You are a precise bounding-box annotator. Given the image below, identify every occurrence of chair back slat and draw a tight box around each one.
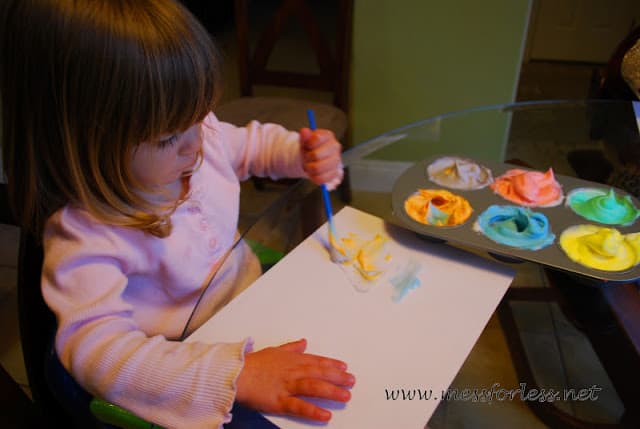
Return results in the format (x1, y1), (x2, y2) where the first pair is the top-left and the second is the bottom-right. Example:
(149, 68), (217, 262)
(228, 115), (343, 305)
(234, 0), (353, 111)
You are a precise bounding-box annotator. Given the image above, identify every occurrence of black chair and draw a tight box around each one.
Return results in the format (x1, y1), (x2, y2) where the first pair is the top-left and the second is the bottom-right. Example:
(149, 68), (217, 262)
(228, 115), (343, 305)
(0, 184), (42, 428)
(1, 183), (105, 428)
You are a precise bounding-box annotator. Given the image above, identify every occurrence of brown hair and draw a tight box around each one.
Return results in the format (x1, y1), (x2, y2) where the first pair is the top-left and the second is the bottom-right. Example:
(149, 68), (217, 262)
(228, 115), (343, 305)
(0, 0), (221, 238)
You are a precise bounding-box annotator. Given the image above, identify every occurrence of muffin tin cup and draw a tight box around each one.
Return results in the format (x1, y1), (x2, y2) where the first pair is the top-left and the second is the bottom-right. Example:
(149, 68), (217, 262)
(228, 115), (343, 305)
(391, 155), (640, 284)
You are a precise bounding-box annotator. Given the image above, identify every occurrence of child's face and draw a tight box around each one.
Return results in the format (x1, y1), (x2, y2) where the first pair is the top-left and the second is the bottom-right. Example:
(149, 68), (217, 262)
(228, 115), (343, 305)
(131, 122), (202, 189)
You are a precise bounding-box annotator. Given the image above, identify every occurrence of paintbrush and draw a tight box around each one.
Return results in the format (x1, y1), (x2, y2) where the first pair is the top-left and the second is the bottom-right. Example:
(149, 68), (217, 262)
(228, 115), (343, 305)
(307, 109), (347, 263)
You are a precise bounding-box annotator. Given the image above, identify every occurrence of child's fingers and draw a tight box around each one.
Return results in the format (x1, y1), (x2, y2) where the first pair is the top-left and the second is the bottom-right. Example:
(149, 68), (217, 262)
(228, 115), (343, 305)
(290, 365), (355, 388)
(293, 350), (349, 372)
(300, 129), (342, 162)
(291, 378), (352, 403)
(315, 354), (350, 371)
(300, 128), (335, 149)
(299, 127), (343, 187)
(308, 169), (343, 187)
(302, 141), (341, 169)
(283, 396), (332, 422)
(304, 156), (342, 176)
(276, 340), (349, 371)
(302, 141), (340, 163)
(323, 173), (343, 192)
(299, 127), (313, 142)
(304, 158), (343, 187)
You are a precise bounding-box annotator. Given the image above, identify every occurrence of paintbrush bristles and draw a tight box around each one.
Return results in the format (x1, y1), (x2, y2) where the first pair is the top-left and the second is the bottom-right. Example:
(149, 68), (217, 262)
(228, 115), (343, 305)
(328, 226), (347, 263)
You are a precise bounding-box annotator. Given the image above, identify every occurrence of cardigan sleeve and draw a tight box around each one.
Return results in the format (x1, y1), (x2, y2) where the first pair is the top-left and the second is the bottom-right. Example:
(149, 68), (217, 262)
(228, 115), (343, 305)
(42, 208), (251, 429)
(204, 113), (307, 181)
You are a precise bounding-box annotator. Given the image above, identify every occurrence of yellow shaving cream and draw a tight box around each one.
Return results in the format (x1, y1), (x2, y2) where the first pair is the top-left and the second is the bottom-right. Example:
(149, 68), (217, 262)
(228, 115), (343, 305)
(559, 225), (640, 271)
(328, 230), (346, 258)
(340, 233), (391, 281)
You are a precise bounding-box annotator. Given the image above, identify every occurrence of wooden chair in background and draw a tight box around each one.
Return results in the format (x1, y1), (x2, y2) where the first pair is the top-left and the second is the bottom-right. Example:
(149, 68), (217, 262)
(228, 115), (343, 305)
(216, 0), (353, 201)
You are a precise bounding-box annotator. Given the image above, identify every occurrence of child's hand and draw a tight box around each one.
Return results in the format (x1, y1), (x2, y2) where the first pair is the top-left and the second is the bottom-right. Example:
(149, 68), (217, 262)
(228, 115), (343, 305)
(235, 338), (355, 422)
(299, 128), (344, 191)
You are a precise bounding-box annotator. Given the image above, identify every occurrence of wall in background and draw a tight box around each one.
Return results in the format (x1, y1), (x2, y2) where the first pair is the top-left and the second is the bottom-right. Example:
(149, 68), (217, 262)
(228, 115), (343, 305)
(350, 0), (532, 160)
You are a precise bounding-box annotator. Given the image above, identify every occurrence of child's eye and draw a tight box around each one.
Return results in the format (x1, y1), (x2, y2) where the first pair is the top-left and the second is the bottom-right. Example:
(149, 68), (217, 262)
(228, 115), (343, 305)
(158, 134), (178, 148)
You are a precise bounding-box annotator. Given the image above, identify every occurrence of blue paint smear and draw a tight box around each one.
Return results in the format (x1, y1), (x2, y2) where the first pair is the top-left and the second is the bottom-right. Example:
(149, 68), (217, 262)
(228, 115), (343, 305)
(390, 259), (422, 303)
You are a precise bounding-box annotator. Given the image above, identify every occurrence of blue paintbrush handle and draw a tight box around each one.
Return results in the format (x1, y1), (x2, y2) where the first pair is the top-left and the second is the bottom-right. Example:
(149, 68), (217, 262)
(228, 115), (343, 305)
(306, 109), (317, 130)
(321, 184), (334, 227)
(307, 109), (335, 229)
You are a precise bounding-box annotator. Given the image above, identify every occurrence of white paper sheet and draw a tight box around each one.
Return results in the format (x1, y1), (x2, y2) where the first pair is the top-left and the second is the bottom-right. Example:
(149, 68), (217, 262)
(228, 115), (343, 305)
(187, 206), (514, 428)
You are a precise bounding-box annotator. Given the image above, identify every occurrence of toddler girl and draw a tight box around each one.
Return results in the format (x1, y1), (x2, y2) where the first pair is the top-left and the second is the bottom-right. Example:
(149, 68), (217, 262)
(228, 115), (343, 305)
(0, 0), (353, 428)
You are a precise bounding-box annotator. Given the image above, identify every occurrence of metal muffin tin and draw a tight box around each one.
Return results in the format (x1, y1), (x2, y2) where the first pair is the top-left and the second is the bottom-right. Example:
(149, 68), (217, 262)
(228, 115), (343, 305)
(391, 156), (640, 283)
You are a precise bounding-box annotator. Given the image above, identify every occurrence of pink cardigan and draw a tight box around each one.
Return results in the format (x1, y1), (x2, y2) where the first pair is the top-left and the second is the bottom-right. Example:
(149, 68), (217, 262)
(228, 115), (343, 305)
(42, 114), (306, 428)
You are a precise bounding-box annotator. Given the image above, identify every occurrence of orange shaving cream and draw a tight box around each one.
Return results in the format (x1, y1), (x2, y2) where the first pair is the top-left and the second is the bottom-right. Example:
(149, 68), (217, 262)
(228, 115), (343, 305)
(491, 168), (563, 207)
(404, 189), (473, 226)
